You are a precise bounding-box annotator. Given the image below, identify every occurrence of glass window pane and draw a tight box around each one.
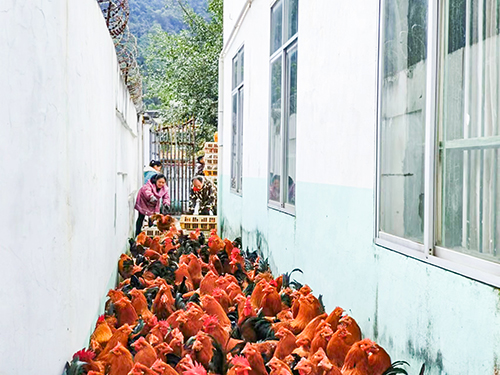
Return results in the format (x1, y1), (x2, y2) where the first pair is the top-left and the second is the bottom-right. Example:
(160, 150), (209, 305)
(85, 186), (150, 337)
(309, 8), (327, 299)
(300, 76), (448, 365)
(286, 47), (297, 205)
(231, 94), (238, 190)
(232, 56), (238, 89)
(379, 0), (428, 243)
(269, 58), (282, 202)
(438, 0), (500, 260)
(238, 89), (244, 192)
(271, 1), (283, 55)
(239, 49), (244, 85)
(287, 0), (298, 40)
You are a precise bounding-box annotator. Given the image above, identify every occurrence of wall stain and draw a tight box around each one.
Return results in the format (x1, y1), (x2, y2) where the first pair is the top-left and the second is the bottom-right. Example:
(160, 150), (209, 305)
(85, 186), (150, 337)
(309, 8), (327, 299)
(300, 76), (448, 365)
(406, 339), (445, 374)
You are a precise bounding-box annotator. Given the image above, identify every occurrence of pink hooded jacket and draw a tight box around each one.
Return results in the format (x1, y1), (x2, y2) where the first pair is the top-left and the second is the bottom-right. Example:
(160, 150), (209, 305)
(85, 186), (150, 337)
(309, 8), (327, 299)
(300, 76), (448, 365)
(135, 179), (171, 216)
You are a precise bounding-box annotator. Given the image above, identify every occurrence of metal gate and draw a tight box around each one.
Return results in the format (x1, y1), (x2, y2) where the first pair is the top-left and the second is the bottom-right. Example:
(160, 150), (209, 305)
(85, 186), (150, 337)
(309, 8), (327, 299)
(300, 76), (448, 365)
(150, 118), (196, 216)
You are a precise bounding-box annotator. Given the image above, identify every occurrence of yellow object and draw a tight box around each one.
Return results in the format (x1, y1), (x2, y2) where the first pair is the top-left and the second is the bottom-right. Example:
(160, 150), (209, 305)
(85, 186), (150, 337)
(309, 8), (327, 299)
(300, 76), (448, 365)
(214, 132), (218, 142)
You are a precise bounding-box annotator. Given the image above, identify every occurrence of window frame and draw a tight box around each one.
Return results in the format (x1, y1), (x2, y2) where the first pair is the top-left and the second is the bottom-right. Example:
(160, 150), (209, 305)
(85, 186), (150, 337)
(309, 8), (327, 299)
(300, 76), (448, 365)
(231, 46), (245, 195)
(375, 0), (500, 287)
(267, 0), (298, 215)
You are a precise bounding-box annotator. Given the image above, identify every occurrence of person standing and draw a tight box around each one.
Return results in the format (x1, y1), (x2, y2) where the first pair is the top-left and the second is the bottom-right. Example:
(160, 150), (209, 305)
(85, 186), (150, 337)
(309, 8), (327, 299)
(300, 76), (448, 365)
(188, 176), (217, 215)
(134, 174), (170, 236)
(143, 160), (162, 184)
(195, 155), (205, 176)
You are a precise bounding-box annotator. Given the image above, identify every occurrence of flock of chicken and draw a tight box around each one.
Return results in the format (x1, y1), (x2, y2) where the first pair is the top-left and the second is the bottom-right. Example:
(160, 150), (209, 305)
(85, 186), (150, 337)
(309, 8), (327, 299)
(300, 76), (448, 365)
(64, 215), (413, 375)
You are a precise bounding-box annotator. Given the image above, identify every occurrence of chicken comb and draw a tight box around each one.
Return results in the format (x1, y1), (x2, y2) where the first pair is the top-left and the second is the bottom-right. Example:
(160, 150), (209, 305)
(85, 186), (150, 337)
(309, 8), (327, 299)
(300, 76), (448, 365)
(203, 315), (219, 329)
(97, 315), (106, 323)
(232, 355), (251, 367)
(72, 348), (95, 362)
(184, 363), (208, 375)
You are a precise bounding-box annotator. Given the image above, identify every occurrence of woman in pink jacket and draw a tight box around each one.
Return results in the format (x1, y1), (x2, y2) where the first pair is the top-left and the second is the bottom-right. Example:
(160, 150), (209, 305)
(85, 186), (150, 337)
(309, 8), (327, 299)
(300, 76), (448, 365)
(135, 174), (170, 236)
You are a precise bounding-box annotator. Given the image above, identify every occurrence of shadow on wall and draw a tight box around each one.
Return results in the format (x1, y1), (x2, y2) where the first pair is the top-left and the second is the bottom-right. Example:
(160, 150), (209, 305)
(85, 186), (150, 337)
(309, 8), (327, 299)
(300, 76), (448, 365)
(220, 215), (275, 273)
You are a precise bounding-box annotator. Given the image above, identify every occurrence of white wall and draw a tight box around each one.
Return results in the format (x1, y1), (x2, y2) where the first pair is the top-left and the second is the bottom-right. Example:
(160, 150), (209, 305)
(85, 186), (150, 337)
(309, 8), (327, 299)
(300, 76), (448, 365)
(0, 0), (141, 373)
(219, 1), (500, 374)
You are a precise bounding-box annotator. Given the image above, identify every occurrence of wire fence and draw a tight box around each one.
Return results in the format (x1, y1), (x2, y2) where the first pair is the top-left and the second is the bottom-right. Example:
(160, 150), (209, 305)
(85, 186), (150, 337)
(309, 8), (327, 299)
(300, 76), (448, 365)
(97, 0), (143, 110)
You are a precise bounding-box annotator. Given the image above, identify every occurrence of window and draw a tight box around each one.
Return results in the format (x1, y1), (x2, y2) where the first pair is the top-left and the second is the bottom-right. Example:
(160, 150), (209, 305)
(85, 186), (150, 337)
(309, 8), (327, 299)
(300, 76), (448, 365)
(231, 47), (244, 193)
(269, 0), (298, 210)
(377, 0), (500, 284)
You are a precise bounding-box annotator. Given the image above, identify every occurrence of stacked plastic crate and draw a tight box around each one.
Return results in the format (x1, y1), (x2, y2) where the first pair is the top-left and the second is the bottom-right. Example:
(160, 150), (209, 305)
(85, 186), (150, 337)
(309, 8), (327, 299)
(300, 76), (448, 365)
(203, 141), (218, 178)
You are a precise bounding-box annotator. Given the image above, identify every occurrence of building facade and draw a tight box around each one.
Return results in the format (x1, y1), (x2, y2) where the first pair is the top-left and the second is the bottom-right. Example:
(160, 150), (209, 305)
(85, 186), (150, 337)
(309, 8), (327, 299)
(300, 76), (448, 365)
(218, 1), (500, 373)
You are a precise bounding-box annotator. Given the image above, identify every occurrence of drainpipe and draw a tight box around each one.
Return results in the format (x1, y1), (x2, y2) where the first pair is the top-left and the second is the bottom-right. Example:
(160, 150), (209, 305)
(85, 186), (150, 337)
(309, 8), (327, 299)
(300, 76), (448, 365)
(217, 0), (253, 235)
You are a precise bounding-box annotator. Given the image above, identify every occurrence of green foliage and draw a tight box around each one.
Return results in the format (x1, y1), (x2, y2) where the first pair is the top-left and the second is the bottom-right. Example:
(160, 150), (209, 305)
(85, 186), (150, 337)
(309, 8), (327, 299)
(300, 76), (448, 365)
(142, 0), (222, 142)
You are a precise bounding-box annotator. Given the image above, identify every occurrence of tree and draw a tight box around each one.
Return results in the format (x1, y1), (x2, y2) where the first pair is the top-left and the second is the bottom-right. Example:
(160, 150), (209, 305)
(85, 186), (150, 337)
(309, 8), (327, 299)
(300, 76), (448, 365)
(143, 0), (222, 142)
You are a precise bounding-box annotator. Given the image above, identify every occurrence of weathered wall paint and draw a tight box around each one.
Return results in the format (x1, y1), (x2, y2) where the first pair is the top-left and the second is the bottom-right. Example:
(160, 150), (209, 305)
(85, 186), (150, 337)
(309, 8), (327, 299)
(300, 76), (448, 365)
(0, 0), (141, 373)
(219, 1), (500, 373)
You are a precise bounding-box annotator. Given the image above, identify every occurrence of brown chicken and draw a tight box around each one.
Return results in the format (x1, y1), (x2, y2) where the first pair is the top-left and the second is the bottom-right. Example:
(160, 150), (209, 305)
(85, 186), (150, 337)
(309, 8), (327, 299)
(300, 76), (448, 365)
(212, 287), (232, 313)
(187, 253), (203, 289)
(365, 340), (391, 375)
(98, 324), (133, 360)
(151, 359), (180, 375)
(309, 347), (341, 375)
(132, 336), (157, 367)
(337, 316), (361, 344)
(261, 283), (282, 317)
(199, 270), (218, 295)
(118, 253), (142, 280)
(268, 357), (293, 375)
(241, 343), (268, 375)
(154, 342), (174, 362)
(129, 289), (154, 321)
(250, 280), (268, 310)
(165, 327), (185, 358)
(341, 339), (374, 375)
(290, 294), (323, 334)
(294, 357), (315, 375)
(201, 294), (231, 329)
(326, 326), (354, 368)
(325, 307), (343, 329)
(91, 315), (113, 352)
(151, 214), (176, 232)
(274, 327), (297, 360)
(208, 232), (226, 254)
(128, 362), (159, 375)
(228, 355), (252, 375)
(102, 342), (134, 375)
(310, 323), (334, 354)
(191, 331), (214, 368)
(179, 302), (206, 339)
(152, 284), (175, 320)
(114, 297), (139, 327)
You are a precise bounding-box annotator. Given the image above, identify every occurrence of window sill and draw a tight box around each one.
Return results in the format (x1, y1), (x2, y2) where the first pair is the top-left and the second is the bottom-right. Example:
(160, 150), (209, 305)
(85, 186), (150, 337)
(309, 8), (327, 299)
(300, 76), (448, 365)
(268, 202), (295, 216)
(230, 188), (242, 197)
(375, 236), (500, 289)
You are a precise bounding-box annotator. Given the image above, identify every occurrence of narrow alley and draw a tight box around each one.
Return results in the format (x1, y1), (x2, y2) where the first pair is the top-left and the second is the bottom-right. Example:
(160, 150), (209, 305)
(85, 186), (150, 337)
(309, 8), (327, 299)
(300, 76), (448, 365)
(1, 0), (500, 374)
